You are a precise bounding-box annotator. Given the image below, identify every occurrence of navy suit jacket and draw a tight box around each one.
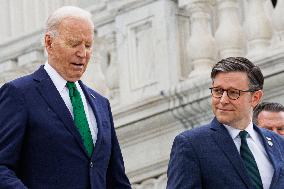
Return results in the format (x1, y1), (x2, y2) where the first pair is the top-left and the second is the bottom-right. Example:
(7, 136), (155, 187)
(0, 66), (131, 189)
(167, 118), (284, 189)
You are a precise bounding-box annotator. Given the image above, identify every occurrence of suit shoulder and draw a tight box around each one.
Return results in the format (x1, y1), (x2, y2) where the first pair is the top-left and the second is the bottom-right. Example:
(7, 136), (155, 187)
(6, 71), (36, 89)
(0, 76), (34, 96)
(177, 123), (212, 140)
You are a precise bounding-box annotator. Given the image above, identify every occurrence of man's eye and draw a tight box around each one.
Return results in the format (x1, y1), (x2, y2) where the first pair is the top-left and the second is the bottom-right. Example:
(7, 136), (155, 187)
(85, 44), (92, 49)
(214, 89), (223, 94)
(228, 90), (239, 95)
(67, 41), (80, 47)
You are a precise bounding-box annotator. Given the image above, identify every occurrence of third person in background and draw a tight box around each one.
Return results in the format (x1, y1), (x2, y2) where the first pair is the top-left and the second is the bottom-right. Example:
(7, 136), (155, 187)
(253, 102), (284, 137)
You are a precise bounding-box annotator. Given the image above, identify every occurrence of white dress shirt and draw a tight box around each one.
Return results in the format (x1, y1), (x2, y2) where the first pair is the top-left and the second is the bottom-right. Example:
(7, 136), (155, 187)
(44, 62), (98, 147)
(224, 122), (274, 189)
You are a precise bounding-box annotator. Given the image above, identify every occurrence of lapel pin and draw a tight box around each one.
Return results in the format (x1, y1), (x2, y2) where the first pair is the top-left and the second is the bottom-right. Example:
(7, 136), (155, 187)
(268, 141), (273, 146)
(266, 137), (272, 141)
(90, 94), (96, 99)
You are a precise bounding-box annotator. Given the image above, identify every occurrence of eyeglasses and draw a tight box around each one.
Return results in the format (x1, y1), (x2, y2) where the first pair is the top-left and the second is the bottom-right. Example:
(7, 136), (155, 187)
(209, 87), (256, 100)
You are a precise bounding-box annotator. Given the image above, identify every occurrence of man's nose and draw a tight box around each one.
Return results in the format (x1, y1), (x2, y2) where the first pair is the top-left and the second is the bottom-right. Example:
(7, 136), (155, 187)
(76, 44), (87, 57)
(220, 91), (230, 104)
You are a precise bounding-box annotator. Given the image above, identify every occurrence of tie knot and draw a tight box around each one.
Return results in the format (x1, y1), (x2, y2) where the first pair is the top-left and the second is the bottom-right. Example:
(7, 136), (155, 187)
(66, 81), (76, 89)
(239, 130), (248, 140)
(66, 82), (77, 97)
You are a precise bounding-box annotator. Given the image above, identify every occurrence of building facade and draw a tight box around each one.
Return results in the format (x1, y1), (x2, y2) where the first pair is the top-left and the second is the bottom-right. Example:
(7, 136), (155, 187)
(0, 0), (284, 188)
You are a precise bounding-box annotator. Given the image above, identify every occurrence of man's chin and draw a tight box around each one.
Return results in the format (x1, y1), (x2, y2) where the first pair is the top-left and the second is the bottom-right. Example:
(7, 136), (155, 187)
(216, 116), (232, 125)
(65, 76), (82, 82)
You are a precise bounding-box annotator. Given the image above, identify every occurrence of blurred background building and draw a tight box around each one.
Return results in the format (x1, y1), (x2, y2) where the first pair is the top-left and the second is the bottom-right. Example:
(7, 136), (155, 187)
(0, 0), (283, 188)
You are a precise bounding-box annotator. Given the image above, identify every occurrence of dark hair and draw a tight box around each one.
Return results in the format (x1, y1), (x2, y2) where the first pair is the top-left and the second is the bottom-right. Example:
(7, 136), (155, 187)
(211, 57), (264, 91)
(253, 102), (284, 124)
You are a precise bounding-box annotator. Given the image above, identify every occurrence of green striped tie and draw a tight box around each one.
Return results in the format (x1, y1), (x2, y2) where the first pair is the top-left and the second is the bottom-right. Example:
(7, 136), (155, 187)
(239, 130), (263, 189)
(66, 82), (93, 157)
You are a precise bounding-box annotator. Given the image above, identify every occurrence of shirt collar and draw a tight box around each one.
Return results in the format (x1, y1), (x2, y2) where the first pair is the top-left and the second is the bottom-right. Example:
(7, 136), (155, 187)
(44, 62), (79, 92)
(223, 122), (257, 141)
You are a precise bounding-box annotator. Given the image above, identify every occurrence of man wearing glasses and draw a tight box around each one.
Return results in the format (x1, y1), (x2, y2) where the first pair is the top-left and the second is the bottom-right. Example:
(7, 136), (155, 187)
(167, 57), (284, 189)
(253, 102), (284, 137)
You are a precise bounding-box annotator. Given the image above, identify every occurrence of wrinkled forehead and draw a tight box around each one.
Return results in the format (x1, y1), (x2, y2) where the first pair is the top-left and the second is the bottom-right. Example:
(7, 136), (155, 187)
(56, 18), (94, 40)
(58, 17), (94, 31)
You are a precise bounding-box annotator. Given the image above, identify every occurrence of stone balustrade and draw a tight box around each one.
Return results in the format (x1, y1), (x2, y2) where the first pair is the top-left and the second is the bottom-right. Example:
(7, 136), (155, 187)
(1, 0), (283, 98)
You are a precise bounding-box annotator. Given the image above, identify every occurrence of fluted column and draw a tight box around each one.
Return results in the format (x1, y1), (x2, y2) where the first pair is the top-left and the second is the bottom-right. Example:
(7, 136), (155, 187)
(0, 0), (11, 41)
(0, 0), (79, 42)
(271, 0), (284, 47)
(245, 0), (272, 55)
(185, 0), (217, 78)
(9, 0), (24, 37)
(215, 0), (245, 58)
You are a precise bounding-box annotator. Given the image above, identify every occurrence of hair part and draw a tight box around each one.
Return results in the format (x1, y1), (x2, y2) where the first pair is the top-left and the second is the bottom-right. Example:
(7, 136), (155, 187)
(45, 6), (94, 38)
(211, 57), (264, 91)
(253, 102), (284, 124)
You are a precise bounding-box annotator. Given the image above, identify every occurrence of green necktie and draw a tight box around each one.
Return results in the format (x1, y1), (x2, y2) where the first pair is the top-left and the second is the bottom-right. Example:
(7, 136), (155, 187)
(66, 82), (93, 157)
(239, 130), (263, 189)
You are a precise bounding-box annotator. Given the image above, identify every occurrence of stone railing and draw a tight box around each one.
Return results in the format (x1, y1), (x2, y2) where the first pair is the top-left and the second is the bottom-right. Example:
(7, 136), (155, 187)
(179, 0), (284, 77)
(89, 0), (284, 107)
(1, 0), (283, 100)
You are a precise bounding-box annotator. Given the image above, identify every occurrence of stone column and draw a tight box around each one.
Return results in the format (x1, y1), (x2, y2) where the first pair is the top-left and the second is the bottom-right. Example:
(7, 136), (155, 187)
(9, 0), (24, 37)
(215, 0), (245, 58)
(245, 0), (272, 55)
(271, 0), (284, 47)
(0, 0), (11, 41)
(180, 0), (217, 79)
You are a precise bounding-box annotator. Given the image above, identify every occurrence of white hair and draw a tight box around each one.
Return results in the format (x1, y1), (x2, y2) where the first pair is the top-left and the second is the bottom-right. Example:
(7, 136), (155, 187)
(45, 6), (94, 37)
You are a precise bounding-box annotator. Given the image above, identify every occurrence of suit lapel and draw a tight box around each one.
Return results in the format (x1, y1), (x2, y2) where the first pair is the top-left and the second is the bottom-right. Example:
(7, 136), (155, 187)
(79, 81), (105, 160)
(33, 66), (89, 157)
(210, 118), (253, 189)
(255, 126), (283, 189)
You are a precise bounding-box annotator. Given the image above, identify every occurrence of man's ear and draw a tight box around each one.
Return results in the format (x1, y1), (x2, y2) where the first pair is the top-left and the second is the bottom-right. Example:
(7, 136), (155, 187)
(252, 90), (263, 108)
(45, 34), (53, 54)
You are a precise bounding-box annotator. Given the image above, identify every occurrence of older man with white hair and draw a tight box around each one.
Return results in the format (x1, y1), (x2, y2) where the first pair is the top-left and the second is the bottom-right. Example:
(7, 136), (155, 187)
(0, 6), (131, 189)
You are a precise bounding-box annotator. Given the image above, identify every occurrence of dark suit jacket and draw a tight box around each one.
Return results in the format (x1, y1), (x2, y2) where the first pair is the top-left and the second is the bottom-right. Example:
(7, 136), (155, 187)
(0, 66), (131, 189)
(167, 118), (284, 189)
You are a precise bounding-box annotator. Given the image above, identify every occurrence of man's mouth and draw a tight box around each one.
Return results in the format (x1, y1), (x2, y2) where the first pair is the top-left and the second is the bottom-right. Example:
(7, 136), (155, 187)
(217, 108), (233, 112)
(71, 63), (84, 68)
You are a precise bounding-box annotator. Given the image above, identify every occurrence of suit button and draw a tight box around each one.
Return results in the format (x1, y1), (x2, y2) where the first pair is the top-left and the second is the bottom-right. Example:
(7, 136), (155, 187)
(90, 161), (93, 168)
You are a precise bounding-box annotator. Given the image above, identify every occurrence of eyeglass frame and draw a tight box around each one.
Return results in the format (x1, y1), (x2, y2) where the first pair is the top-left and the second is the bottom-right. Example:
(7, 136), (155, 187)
(209, 87), (257, 100)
